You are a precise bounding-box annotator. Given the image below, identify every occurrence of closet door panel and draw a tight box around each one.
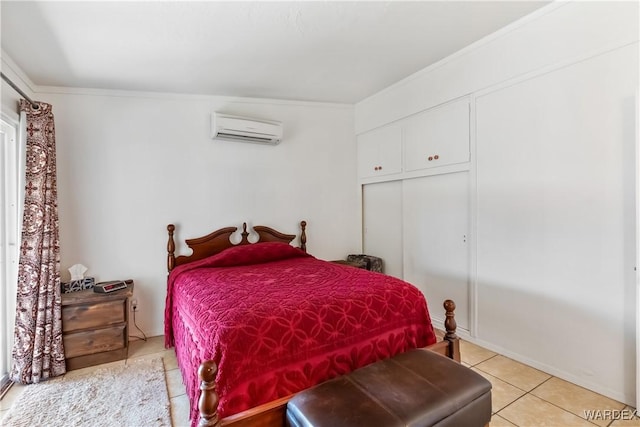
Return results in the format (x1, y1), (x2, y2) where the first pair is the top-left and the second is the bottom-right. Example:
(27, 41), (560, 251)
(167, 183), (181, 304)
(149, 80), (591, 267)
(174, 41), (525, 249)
(362, 181), (403, 279)
(402, 172), (469, 330)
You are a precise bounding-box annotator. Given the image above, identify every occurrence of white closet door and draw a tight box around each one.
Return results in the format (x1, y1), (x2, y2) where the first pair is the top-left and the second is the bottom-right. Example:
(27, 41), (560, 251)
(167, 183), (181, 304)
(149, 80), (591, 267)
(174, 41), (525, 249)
(402, 172), (470, 330)
(362, 181), (403, 279)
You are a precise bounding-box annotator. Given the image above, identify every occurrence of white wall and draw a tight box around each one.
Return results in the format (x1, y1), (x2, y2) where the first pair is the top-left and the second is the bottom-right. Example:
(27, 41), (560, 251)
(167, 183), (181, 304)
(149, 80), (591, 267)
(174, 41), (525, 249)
(476, 42), (637, 404)
(2, 78), (359, 338)
(355, 0), (639, 405)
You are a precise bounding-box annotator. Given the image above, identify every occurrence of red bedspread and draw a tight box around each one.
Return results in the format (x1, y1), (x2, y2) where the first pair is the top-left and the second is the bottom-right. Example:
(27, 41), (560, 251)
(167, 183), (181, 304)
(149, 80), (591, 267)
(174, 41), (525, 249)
(165, 242), (436, 425)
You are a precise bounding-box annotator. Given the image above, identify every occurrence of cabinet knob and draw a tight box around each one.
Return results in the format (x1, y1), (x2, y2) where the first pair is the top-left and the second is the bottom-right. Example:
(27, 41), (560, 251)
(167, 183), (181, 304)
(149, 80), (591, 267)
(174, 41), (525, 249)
(379, 166), (382, 170)
(428, 156), (433, 161)
(434, 155), (439, 160)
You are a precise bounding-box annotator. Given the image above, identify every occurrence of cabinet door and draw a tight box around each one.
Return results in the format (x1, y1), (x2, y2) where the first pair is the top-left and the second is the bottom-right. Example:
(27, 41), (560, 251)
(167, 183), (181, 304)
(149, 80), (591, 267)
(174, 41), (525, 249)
(402, 172), (469, 330)
(404, 99), (470, 172)
(357, 125), (402, 179)
(362, 181), (403, 279)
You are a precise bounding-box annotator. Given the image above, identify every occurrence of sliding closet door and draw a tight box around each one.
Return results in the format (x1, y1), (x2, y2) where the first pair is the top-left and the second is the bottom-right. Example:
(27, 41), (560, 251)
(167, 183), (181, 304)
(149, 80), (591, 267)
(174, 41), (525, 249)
(362, 181), (403, 279)
(403, 172), (470, 330)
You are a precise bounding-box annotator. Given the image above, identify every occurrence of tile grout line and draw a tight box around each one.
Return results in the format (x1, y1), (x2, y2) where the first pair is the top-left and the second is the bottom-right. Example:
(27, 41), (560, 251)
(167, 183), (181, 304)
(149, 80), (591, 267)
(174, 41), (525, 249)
(494, 394), (521, 427)
(468, 354), (614, 426)
(468, 353), (525, 426)
(522, 376), (626, 426)
(494, 379), (604, 427)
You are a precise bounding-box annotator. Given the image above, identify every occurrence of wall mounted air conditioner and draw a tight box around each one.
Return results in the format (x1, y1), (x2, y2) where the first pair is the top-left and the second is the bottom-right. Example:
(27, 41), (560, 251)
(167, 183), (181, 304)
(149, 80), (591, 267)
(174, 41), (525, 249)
(211, 113), (283, 145)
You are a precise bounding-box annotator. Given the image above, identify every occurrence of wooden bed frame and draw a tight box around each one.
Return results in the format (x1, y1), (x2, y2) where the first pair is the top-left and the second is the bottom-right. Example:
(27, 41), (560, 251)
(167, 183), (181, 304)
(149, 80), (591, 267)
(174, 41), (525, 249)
(166, 221), (460, 427)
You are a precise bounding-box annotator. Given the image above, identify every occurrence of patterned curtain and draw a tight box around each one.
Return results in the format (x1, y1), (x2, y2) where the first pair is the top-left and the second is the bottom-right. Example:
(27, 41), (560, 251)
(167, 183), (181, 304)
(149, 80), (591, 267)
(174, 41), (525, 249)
(10, 100), (65, 384)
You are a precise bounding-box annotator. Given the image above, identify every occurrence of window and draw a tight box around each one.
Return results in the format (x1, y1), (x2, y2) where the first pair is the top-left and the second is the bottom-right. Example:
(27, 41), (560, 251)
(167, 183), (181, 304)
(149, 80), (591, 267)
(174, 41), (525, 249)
(1, 115), (22, 393)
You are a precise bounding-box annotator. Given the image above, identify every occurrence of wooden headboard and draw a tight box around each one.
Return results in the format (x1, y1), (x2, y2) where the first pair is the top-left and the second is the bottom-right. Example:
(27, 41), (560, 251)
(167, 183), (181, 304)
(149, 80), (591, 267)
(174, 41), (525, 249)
(166, 221), (307, 272)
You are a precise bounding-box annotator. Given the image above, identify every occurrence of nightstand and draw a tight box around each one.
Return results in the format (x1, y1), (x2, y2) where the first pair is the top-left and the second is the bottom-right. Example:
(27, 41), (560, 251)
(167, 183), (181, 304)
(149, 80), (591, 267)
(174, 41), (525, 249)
(61, 281), (133, 370)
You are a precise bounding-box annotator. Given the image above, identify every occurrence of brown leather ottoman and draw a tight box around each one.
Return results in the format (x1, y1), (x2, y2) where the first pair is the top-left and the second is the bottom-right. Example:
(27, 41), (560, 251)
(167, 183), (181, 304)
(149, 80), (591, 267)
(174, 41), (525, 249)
(286, 348), (492, 427)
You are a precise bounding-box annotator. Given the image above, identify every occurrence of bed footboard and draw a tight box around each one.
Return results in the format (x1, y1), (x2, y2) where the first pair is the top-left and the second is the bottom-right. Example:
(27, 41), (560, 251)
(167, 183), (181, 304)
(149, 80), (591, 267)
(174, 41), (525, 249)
(197, 299), (460, 427)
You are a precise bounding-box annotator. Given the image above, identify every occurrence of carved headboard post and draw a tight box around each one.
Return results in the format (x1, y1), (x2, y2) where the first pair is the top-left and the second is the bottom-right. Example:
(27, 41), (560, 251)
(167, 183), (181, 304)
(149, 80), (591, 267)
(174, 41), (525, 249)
(167, 224), (176, 272)
(300, 221), (307, 252)
(240, 222), (250, 245)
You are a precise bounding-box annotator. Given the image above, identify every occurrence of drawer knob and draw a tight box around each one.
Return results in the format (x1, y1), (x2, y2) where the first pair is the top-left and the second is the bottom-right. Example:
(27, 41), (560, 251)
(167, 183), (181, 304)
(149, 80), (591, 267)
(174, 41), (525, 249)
(434, 155), (439, 160)
(428, 156), (433, 161)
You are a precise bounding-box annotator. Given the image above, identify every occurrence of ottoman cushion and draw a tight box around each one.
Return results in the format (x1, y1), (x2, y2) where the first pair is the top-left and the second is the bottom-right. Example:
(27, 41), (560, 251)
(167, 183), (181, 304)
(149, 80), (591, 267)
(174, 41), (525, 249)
(286, 348), (491, 427)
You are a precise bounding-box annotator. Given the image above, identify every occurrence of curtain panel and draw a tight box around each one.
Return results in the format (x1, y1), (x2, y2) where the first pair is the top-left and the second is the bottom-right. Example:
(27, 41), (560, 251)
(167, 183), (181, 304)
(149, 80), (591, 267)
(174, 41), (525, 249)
(10, 100), (65, 384)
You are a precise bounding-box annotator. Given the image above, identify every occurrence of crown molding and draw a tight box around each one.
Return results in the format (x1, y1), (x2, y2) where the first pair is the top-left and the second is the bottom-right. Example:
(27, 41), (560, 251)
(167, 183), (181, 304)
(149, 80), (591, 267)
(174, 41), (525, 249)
(35, 85), (354, 109)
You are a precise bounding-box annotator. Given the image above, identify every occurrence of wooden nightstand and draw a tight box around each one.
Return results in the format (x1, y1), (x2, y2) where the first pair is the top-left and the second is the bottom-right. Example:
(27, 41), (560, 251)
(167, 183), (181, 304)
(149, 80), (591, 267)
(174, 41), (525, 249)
(61, 281), (133, 370)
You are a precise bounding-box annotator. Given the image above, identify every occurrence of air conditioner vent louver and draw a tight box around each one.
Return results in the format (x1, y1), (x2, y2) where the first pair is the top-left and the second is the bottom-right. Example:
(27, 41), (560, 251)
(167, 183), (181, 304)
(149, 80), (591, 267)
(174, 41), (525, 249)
(211, 113), (283, 145)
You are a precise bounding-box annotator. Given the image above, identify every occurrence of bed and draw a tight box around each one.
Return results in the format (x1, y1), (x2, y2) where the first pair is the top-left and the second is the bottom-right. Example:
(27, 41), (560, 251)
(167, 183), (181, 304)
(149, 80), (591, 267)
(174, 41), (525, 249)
(165, 221), (460, 427)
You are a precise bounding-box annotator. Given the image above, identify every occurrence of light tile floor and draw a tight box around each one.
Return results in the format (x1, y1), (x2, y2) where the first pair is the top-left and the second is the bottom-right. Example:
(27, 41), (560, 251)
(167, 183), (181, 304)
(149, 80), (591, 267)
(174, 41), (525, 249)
(454, 335), (639, 427)
(1, 334), (639, 427)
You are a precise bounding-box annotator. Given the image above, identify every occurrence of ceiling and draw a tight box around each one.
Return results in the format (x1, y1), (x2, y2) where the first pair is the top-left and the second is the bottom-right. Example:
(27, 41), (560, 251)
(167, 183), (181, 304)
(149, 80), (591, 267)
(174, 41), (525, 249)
(1, 1), (549, 104)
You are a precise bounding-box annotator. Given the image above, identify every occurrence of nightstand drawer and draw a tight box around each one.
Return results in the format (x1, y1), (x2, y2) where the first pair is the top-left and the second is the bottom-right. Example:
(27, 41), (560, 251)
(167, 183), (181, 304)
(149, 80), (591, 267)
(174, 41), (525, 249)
(61, 282), (133, 370)
(63, 325), (126, 358)
(62, 300), (126, 332)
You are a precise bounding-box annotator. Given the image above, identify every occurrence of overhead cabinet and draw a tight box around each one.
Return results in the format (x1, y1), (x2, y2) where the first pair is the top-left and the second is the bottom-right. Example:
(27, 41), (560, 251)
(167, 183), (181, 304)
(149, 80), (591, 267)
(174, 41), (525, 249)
(357, 97), (470, 182)
(403, 99), (470, 172)
(357, 125), (402, 179)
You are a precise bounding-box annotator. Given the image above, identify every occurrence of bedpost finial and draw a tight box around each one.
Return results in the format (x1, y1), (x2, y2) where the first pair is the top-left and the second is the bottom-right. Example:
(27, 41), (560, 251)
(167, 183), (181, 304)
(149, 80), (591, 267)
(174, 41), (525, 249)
(167, 224), (176, 272)
(443, 299), (457, 340)
(199, 360), (218, 383)
(444, 299), (455, 313)
(300, 220), (307, 252)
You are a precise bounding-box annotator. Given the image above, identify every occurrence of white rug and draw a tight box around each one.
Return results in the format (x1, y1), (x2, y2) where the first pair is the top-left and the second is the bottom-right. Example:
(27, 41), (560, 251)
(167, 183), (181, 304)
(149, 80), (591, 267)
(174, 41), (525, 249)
(1, 357), (172, 427)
